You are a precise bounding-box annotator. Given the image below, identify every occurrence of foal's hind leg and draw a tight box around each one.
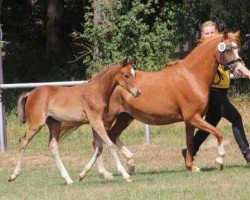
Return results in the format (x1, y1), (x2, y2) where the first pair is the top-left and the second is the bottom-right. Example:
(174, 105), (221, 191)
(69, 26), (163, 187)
(187, 114), (225, 171)
(47, 118), (73, 184)
(79, 131), (104, 181)
(8, 124), (43, 182)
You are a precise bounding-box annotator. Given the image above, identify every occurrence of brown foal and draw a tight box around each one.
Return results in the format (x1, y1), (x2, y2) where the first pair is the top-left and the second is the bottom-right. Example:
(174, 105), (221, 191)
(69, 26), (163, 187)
(8, 58), (140, 184)
(61, 31), (243, 178)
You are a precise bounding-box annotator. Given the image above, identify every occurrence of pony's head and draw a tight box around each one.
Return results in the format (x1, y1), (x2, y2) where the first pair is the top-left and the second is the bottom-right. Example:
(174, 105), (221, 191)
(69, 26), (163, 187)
(215, 30), (242, 74)
(115, 58), (141, 98)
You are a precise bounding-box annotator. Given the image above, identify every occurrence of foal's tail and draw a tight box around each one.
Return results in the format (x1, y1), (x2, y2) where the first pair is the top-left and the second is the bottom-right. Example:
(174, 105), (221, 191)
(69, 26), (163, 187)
(17, 92), (29, 124)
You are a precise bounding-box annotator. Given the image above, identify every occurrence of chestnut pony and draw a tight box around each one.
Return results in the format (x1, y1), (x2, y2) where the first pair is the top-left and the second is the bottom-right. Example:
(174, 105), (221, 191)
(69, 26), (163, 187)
(61, 31), (243, 179)
(8, 58), (140, 184)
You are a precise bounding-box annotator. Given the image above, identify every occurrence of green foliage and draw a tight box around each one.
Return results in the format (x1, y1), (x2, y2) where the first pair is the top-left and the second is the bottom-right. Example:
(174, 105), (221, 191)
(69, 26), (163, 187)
(73, 1), (198, 75)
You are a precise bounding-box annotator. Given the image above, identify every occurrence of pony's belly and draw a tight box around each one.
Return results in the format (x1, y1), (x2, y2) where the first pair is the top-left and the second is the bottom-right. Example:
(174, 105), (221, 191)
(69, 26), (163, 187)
(128, 110), (183, 125)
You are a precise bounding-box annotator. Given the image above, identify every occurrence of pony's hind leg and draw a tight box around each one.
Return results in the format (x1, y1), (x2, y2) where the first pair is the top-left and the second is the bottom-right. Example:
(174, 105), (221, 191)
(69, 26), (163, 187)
(79, 132), (104, 181)
(116, 138), (135, 174)
(187, 114), (225, 171)
(47, 118), (73, 184)
(8, 125), (43, 182)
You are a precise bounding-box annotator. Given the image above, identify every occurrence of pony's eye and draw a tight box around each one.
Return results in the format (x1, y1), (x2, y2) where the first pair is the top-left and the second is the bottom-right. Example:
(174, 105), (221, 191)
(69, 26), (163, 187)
(225, 49), (231, 54)
(125, 74), (130, 78)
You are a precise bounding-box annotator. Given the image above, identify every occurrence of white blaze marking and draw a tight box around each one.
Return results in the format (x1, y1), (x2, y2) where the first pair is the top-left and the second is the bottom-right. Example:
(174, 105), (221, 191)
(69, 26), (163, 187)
(231, 42), (240, 59)
(131, 68), (135, 77)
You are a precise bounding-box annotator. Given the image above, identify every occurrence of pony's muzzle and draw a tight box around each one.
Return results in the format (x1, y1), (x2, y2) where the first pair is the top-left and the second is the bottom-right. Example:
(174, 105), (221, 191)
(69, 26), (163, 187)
(130, 88), (141, 98)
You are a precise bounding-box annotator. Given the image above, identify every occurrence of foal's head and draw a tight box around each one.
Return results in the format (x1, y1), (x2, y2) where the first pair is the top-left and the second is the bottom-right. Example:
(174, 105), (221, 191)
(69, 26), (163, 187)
(214, 30), (241, 73)
(115, 58), (141, 98)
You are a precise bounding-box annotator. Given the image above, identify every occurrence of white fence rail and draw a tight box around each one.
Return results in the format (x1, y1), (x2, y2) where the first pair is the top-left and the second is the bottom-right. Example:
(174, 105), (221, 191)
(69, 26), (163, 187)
(0, 81), (151, 152)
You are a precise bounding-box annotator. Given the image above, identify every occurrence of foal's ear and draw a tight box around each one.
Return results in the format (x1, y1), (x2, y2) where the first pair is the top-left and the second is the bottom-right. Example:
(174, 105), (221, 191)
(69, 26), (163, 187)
(121, 57), (135, 67)
(223, 29), (229, 40)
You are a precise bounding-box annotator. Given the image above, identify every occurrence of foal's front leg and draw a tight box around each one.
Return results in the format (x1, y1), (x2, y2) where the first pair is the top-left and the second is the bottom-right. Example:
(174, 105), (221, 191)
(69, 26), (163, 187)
(85, 115), (131, 182)
(96, 112), (135, 177)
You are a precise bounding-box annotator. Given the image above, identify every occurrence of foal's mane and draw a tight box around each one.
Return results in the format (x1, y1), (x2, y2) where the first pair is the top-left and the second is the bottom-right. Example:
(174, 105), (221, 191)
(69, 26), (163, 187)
(88, 64), (121, 83)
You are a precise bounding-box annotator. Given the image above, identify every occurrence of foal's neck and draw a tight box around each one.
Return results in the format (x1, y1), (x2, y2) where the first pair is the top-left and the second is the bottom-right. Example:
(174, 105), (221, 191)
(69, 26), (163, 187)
(95, 65), (121, 104)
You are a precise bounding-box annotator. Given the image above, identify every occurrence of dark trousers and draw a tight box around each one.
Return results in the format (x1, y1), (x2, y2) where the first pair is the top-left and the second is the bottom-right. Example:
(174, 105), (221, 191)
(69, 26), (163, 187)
(193, 88), (250, 157)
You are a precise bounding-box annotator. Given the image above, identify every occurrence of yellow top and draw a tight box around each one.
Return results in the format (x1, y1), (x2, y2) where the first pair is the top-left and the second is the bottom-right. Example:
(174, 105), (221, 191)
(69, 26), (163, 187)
(211, 65), (230, 89)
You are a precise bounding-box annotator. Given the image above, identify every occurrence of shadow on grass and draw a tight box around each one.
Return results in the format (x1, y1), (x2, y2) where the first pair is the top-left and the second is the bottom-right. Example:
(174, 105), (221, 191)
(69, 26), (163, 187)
(110, 163), (249, 178)
(201, 163), (249, 172)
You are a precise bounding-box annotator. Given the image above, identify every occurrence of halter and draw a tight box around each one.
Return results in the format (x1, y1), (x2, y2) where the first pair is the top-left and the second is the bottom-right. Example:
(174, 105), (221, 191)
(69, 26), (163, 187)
(219, 38), (242, 72)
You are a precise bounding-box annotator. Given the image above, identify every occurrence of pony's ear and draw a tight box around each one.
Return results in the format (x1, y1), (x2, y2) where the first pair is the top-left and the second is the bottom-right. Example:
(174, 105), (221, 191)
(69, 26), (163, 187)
(223, 29), (229, 40)
(234, 30), (240, 38)
(121, 57), (135, 67)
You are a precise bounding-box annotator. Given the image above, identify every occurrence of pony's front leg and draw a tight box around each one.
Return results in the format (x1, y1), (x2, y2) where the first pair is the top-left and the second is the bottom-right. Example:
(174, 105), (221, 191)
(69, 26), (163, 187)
(188, 114), (225, 170)
(185, 124), (200, 172)
(90, 118), (131, 182)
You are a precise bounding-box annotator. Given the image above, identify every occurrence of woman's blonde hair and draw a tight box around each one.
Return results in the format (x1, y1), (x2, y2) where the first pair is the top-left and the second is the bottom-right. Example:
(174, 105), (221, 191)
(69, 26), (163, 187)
(201, 20), (217, 33)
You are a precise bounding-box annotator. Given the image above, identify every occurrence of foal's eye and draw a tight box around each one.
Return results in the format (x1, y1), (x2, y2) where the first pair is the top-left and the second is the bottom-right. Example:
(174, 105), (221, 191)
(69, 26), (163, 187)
(125, 74), (130, 78)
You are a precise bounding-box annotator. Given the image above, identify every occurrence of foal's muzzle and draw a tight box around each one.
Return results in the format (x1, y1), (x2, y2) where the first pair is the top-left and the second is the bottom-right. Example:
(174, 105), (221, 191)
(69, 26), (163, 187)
(130, 88), (141, 98)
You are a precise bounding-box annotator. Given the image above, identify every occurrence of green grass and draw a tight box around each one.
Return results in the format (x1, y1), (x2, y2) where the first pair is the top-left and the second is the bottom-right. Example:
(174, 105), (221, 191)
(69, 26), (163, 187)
(0, 99), (250, 200)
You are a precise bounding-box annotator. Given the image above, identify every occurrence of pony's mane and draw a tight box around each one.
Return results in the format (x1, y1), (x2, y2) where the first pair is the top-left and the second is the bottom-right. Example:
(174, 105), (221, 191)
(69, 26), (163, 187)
(164, 60), (181, 68)
(198, 32), (238, 46)
(88, 64), (121, 83)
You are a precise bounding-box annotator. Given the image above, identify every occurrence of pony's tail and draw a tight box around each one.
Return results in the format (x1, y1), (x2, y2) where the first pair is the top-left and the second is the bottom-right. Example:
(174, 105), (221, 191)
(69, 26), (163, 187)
(17, 92), (29, 124)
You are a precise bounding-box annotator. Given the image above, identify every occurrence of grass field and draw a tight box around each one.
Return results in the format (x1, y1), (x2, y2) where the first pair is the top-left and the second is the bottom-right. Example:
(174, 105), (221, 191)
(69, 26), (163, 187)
(0, 96), (250, 200)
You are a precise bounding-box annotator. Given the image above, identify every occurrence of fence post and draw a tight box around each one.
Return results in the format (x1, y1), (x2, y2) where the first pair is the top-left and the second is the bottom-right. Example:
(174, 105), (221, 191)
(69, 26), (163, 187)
(0, 24), (7, 152)
(144, 124), (151, 144)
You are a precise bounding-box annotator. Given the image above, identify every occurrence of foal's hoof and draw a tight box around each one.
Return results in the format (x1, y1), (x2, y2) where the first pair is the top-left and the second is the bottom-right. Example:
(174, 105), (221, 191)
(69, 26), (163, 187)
(78, 174), (86, 182)
(67, 180), (74, 185)
(100, 171), (114, 179)
(8, 175), (16, 182)
(191, 166), (201, 173)
(8, 176), (14, 182)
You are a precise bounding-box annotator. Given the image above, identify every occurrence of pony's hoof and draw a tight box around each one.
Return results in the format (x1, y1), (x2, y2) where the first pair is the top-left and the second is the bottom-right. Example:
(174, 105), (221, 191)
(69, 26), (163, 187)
(125, 177), (132, 182)
(215, 161), (224, 171)
(127, 165), (135, 175)
(215, 157), (224, 170)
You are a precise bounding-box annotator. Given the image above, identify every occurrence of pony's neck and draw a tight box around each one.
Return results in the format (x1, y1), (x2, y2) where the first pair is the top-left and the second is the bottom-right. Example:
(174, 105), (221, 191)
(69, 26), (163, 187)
(183, 37), (220, 87)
